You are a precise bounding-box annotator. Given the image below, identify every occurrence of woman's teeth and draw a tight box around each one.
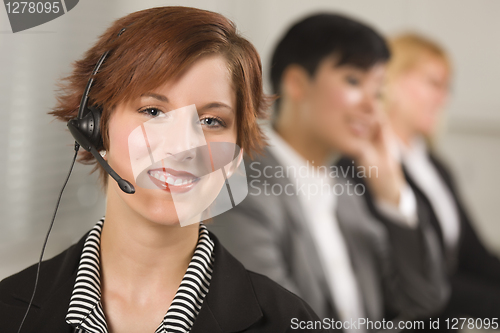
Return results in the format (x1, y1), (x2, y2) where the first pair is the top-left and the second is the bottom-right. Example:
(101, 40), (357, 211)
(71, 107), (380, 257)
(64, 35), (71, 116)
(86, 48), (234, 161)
(149, 171), (196, 185)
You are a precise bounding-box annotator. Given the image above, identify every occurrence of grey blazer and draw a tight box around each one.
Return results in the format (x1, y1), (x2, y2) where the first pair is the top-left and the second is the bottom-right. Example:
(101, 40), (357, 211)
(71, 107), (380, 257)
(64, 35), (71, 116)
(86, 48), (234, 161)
(209, 148), (448, 328)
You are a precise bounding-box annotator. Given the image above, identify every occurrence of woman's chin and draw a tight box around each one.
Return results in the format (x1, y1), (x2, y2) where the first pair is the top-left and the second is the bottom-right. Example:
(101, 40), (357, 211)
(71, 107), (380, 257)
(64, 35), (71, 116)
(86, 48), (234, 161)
(334, 136), (368, 158)
(416, 123), (437, 138)
(141, 206), (203, 228)
(144, 214), (183, 227)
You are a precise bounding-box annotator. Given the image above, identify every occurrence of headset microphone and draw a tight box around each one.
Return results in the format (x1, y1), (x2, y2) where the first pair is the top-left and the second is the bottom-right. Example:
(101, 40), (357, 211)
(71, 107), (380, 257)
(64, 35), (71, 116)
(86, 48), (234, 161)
(67, 117), (135, 194)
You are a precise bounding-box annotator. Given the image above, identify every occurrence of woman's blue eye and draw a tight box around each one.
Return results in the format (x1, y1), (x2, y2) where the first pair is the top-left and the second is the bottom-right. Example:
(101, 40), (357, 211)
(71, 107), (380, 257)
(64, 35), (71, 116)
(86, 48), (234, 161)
(200, 117), (223, 128)
(145, 108), (160, 116)
(139, 107), (164, 117)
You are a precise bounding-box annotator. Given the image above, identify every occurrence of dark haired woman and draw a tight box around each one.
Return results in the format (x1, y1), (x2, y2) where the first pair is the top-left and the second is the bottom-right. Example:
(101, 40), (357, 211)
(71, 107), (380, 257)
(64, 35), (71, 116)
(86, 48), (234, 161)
(212, 12), (448, 329)
(0, 7), (327, 333)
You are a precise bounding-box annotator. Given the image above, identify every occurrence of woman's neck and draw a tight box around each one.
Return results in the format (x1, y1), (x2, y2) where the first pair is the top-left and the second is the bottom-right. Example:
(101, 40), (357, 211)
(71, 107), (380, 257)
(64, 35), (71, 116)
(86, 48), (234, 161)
(100, 186), (199, 304)
(274, 108), (335, 166)
(387, 113), (417, 147)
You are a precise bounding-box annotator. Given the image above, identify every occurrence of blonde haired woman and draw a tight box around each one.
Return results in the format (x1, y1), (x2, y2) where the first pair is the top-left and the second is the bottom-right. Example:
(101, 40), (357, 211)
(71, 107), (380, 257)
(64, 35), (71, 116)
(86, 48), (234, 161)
(385, 33), (500, 324)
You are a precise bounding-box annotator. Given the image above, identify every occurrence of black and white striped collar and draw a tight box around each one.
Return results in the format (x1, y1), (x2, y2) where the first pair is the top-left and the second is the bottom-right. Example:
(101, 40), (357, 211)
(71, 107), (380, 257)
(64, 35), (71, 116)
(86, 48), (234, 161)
(66, 218), (215, 333)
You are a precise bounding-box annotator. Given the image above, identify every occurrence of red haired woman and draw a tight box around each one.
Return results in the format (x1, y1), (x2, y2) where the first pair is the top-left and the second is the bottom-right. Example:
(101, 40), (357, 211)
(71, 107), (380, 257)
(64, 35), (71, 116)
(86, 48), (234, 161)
(0, 7), (325, 333)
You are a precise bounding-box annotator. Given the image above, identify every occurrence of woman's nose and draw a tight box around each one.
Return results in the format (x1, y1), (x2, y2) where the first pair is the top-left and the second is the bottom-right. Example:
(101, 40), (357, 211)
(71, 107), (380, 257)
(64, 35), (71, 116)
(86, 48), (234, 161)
(166, 145), (197, 162)
(360, 91), (378, 114)
(162, 108), (206, 160)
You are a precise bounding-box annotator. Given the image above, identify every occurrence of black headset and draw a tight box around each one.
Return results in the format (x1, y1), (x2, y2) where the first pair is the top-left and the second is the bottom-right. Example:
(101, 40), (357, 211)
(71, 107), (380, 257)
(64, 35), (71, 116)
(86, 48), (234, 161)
(67, 27), (135, 194)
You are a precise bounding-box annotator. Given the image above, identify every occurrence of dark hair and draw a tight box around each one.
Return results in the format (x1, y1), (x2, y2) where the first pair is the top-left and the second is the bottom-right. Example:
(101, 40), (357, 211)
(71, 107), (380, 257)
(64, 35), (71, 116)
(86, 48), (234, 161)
(270, 13), (390, 108)
(51, 6), (268, 184)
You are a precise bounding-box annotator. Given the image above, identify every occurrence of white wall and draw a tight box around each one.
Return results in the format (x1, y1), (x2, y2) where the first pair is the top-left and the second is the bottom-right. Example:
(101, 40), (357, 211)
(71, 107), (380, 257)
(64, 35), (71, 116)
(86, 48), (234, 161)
(1, 0), (499, 284)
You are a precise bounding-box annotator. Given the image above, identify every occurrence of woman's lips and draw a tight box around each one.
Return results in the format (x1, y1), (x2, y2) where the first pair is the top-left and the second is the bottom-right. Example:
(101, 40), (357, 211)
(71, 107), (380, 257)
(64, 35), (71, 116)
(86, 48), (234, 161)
(349, 120), (370, 137)
(147, 167), (200, 193)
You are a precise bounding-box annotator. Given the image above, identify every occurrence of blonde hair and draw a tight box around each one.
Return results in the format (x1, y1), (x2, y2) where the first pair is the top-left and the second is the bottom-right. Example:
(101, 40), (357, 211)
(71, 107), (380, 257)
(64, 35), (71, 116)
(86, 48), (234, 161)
(386, 32), (451, 82)
(385, 33), (451, 145)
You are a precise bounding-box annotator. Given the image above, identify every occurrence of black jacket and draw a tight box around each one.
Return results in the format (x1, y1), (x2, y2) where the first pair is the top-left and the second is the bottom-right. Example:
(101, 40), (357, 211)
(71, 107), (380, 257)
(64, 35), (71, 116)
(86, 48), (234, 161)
(0, 231), (330, 333)
(338, 154), (500, 321)
(408, 153), (500, 319)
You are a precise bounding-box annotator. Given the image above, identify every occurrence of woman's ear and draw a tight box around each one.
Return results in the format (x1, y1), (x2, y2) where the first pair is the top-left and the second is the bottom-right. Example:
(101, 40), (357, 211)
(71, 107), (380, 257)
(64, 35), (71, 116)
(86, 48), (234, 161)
(281, 65), (310, 102)
(236, 147), (244, 168)
(99, 150), (107, 161)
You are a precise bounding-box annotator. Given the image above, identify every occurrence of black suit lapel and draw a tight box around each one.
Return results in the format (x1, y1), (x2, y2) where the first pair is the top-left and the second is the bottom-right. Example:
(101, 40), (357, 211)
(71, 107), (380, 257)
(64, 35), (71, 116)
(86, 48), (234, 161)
(403, 163), (445, 247)
(1, 235), (85, 333)
(192, 233), (263, 333)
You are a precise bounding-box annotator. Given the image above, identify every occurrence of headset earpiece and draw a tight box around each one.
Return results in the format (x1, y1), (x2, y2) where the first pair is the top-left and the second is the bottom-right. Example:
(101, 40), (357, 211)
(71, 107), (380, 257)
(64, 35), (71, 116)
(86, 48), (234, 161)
(67, 105), (103, 152)
(73, 105), (103, 150)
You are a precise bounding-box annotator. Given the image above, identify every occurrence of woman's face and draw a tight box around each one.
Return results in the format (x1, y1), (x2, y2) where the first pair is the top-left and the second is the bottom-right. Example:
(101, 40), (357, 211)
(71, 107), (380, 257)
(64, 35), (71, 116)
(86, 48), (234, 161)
(106, 54), (237, 226)
(387, 56), (450, 137)
(300, 58), (386, 157)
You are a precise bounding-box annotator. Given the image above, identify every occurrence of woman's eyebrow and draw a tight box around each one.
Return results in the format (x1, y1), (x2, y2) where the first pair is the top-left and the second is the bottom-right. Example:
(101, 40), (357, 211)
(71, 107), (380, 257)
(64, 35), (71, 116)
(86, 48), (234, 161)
(141, 92), (169, 102)
(198, 102), (233, 112)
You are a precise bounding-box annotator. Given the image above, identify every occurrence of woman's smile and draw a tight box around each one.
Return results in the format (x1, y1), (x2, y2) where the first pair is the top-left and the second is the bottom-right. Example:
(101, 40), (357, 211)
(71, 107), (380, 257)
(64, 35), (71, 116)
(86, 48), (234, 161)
(147, 167), (201, 193)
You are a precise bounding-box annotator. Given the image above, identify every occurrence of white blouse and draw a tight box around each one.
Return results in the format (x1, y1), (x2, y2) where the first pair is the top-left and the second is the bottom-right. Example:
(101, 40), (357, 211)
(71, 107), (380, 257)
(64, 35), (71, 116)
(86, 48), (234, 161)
(400, 137), (461, 250)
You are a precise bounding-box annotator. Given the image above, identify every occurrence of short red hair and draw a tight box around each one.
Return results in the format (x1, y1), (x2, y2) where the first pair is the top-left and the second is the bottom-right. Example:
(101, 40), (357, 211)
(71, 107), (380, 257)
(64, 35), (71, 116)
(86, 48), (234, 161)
(51, 6), (268, 184)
